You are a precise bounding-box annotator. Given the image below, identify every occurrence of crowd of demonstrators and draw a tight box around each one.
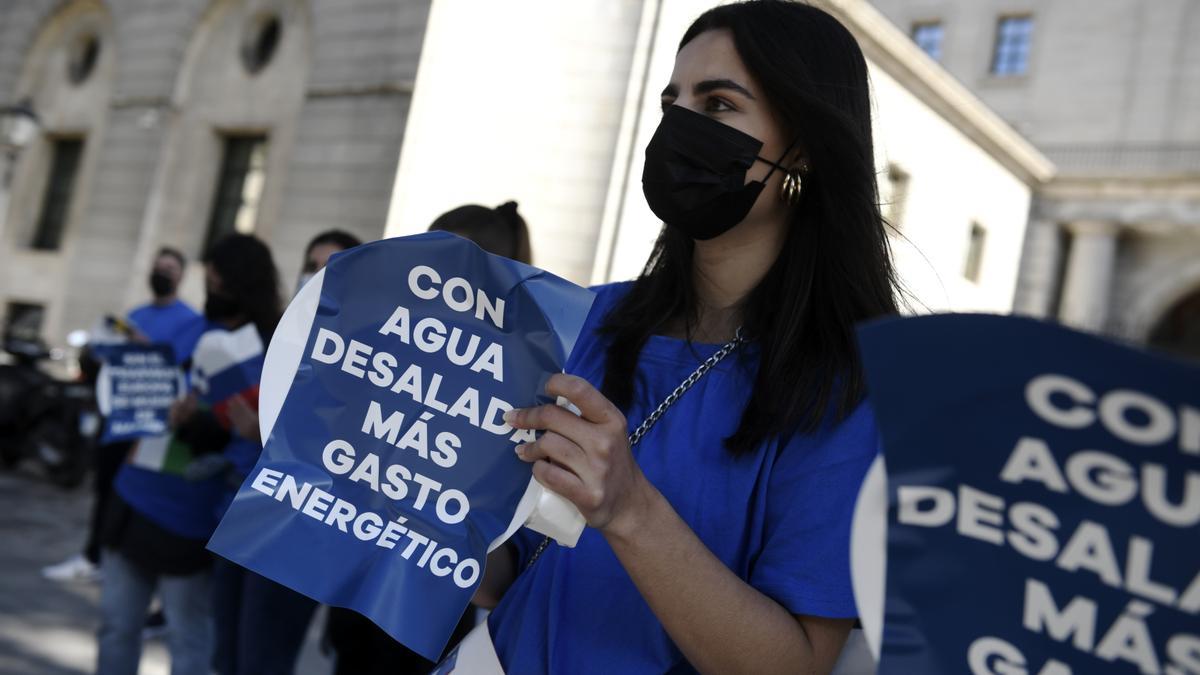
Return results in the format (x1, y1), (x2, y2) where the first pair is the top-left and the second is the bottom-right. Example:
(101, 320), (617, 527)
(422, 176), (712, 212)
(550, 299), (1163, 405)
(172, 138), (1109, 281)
(57, 5), (894, 673)
(61, 204), (532, 674)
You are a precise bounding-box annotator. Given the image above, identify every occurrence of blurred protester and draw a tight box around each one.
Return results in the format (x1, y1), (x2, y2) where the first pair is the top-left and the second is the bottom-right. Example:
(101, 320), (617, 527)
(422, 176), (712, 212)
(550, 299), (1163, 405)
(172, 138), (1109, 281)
(324, 203), (530, 674)
(202, 229), (363, 675)
(95, 241), (250, 674)
(44, 247), (205, 584)
(173, 234), (317, 675)
(428, 200), (532, 264)
(295, 229), (362, 297)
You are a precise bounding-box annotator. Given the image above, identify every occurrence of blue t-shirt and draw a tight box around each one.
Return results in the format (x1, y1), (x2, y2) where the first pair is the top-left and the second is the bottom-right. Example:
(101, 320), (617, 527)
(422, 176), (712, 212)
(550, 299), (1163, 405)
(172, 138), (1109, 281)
(114, 468), (224, 540)
(487, 282), (879, 674)
(127, 299), (206, 365)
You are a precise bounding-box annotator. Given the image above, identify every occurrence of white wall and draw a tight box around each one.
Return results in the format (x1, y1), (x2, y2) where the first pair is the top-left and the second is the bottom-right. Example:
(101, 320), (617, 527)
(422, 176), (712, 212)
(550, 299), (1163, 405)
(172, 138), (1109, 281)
(384, 0), (645, 285)
(869, 63), (1032, 313)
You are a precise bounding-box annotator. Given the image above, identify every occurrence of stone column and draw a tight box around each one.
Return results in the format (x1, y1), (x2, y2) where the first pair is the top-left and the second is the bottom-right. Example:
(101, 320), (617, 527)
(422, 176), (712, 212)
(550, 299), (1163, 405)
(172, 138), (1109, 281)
(1012, 218), (1064, 318)
(1058, 220), (1120, 331)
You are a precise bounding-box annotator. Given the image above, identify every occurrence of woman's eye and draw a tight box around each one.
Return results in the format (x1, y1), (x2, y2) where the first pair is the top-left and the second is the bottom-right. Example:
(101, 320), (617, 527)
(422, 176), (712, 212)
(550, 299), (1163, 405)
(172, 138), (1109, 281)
(704, 97), (734, 113)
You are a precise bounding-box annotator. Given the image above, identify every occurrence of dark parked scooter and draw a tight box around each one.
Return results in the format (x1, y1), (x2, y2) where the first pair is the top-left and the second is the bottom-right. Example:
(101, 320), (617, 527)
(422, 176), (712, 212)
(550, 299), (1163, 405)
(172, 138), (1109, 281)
(0, 329), (98, 488)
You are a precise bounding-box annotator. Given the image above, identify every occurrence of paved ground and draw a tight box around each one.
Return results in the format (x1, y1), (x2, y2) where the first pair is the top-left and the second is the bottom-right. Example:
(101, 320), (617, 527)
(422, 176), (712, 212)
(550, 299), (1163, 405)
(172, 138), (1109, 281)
(0, 463), (332, 675)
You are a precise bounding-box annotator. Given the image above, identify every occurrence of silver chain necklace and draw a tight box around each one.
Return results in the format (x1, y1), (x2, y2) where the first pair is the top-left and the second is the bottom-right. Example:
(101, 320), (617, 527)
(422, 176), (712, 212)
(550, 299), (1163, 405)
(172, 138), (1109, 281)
(523, 327), (746, 570)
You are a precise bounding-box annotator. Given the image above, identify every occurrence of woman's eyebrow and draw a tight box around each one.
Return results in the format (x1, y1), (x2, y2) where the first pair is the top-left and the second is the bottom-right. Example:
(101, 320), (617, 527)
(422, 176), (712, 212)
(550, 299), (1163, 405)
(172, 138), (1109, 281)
(660, 79), (756, 100)
(694, 78), (755, 99)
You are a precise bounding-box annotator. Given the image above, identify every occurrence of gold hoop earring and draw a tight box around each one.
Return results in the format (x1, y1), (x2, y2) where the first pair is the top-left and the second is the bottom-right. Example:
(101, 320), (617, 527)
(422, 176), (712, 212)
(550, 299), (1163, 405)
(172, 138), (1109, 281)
(781, 168), (804, 206)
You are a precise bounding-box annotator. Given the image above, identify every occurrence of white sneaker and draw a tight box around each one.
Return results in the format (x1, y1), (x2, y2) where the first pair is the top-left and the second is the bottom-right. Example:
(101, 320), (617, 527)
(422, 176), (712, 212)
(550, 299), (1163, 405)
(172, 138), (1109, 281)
(41, 554), (101, 583)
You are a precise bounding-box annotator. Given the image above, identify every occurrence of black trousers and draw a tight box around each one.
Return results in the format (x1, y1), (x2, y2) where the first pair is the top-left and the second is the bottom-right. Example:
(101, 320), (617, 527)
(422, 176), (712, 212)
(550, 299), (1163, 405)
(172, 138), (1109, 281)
(84, 441), (134, 563)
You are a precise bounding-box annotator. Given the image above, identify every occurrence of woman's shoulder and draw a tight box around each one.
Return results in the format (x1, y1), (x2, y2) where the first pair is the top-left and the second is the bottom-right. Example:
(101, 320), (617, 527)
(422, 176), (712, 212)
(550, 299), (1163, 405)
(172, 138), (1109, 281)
(587, 280), (635, 313)
(563, 282), (634, 375)
(778, 397), (879, 470)
(576, 281), (635, 335)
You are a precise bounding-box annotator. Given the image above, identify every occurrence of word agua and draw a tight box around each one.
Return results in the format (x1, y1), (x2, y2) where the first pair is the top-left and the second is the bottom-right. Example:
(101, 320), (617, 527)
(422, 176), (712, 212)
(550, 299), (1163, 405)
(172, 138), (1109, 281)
(331, 264), (507, 382)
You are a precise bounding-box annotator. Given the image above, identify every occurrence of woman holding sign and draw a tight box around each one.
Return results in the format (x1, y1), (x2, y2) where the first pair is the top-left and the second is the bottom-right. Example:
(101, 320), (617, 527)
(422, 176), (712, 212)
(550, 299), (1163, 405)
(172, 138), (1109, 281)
(476, 2), (897, 673)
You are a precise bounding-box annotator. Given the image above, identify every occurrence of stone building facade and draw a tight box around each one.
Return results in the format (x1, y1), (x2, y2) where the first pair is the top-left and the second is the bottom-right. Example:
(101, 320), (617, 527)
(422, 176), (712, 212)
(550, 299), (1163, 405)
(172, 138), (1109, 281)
(2, 0), (1076, 352)
(0, 0), (431, 344)
(869, 0), (1200, 358)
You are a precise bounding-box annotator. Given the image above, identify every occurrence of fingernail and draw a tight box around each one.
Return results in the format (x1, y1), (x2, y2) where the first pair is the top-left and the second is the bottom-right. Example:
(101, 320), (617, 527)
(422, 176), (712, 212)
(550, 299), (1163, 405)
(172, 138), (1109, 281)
(514, 443), (526, 456)
(503, 410), (517, 424)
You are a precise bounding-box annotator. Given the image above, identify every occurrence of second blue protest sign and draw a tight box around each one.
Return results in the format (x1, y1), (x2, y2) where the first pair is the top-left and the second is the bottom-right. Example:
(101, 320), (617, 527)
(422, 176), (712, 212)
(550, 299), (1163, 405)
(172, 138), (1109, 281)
(207, 232), (594, 660)
(855, 314), (1199, 675)
(94, 343), (183, 443)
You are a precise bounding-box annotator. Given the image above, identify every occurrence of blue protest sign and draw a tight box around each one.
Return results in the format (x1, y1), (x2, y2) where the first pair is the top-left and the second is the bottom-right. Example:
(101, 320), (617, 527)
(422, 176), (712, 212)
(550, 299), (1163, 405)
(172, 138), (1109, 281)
(854, 315), (1199, 675)
(207, 232), (595, 660)
(94, 343), (183, 443)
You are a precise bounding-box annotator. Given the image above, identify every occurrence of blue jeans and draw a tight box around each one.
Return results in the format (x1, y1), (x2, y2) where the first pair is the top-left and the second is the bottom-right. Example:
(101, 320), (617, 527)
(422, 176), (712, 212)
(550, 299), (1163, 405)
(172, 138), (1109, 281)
(96, 549), (213, 675)
(212, 558), (318, 675)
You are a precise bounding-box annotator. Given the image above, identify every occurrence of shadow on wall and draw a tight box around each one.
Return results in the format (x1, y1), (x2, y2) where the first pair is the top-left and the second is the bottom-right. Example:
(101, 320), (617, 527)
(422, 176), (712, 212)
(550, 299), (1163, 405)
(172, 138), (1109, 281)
(1148, 288), (1200, 362)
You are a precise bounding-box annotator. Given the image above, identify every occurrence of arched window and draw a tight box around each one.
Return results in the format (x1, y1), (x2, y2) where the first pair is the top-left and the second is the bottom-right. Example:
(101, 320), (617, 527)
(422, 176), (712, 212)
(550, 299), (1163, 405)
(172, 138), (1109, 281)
(241, 13), (282, 74)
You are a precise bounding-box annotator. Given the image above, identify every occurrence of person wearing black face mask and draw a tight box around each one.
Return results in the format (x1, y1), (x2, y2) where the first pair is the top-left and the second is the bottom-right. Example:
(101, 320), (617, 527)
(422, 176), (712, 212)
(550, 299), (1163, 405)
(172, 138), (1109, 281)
(133, 247), (207, 362)
(642, 105), (802, 241)
(203, 290), (242, 324)
(44, 247), (207, 587)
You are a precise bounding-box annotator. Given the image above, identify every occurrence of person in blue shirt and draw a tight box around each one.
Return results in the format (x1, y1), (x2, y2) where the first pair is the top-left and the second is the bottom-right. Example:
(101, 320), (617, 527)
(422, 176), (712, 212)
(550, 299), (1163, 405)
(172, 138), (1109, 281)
(472, 3), (899, 674)
(44, 246), (206, 585)
(94, 245), (230, 675)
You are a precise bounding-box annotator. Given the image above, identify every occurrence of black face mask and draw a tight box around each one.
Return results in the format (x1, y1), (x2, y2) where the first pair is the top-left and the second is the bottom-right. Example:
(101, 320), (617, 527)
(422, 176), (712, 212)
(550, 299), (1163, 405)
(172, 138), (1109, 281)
(642, 106), (792, 241)
(204, 292), (241, 322)
(149, 272), (175, 299)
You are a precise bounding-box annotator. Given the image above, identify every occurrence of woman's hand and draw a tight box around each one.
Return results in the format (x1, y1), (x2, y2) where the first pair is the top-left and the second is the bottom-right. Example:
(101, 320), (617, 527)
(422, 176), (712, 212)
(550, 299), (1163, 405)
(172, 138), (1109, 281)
(504, 374), (655, 537)
(506, 376), (849, 675)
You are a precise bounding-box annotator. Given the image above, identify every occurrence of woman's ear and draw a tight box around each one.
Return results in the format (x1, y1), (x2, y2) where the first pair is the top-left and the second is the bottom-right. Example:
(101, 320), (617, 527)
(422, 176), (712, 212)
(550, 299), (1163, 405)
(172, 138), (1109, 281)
(787, 145), (809, 172)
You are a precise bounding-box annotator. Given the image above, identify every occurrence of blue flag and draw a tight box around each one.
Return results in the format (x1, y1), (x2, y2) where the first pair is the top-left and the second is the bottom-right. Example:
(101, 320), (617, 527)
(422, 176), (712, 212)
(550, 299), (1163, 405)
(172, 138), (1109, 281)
(856, 315), (1200, 675)
(207, 232), (595, 660)
(94, 343), (183, 443)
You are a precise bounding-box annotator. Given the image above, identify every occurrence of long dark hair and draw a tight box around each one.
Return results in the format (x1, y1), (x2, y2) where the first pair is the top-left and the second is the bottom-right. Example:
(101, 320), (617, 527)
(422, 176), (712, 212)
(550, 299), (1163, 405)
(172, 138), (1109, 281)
(204, 233), (283, 343)
(429, 201), (533, 264)
(601, 0), (900, 454)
